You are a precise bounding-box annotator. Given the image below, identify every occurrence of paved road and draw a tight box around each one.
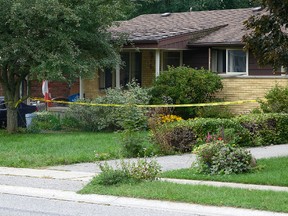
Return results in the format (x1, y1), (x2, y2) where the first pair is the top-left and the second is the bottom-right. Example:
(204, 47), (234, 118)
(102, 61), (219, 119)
(0, 193), (198, 216)
(0, 144), (288, 216)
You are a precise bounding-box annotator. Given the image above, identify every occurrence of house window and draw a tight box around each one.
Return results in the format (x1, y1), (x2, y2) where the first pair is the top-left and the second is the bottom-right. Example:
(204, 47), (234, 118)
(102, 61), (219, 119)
(99, 69), (114, 89)
(212, 48), (248, 74)
(227, 50), (247, 73)
(120, 52), (142, 86)
(99, 52), (142, 89)
(162, 51), (182, 71)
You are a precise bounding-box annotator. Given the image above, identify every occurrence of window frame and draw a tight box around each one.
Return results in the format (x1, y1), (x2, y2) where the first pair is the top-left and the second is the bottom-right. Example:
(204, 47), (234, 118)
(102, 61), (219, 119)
(225, 48), (248, 75)
(211, 48), (248, 75)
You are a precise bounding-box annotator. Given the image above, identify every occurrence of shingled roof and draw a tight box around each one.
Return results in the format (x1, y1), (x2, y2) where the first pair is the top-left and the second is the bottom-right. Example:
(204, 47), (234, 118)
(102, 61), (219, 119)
(111, 8), (257, 47)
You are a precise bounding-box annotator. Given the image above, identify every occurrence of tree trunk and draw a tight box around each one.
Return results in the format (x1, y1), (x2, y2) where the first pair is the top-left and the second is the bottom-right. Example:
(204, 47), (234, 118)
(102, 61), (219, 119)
(6, 106), (18, 133)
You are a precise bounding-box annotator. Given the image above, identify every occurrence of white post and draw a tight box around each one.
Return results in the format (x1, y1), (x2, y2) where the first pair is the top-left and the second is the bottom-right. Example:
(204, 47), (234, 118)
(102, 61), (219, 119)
(155, 50), (160, 77)
(79, 77), (84, 99)
(116, 64), (121, 88)
(208, 48), (211, 71)
(180, 50), (183, 67)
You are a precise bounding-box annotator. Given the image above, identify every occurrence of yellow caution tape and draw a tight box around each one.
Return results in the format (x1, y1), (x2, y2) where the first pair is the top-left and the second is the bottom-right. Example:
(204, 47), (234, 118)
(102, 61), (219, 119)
(30, 97), (258, 108)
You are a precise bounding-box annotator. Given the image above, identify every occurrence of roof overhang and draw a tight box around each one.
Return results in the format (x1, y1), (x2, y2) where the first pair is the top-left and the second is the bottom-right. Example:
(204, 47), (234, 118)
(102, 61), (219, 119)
(188, 41), (244, 47)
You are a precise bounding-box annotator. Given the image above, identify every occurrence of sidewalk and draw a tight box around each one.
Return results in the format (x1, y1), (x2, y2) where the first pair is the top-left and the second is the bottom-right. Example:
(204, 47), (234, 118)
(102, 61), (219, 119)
(46, 143), (288, 173)
(0, 144), (288, 216)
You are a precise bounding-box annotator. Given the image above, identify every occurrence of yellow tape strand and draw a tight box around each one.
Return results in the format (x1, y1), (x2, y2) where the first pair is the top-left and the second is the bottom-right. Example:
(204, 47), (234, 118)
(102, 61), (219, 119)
(30, 97), (257, 108)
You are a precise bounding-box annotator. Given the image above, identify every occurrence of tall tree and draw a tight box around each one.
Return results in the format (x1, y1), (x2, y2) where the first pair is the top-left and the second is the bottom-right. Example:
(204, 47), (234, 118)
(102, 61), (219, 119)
(243, 0), (288, 71)
(0, 0), (133, 133)
(131, 0), (259, 17)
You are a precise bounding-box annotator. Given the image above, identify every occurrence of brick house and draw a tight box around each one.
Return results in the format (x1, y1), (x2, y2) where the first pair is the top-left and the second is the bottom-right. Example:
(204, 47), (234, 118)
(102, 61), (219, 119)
(92, 7), (286, 113)
(1, 8), (287, 113)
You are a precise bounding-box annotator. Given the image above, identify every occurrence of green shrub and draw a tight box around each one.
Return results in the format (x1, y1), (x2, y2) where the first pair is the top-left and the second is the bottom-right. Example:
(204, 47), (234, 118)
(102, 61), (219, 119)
(236, 113), (288, 146)
(258, 84), (288, 113)
(95, 157), (161, 186)
(95, 162), (135, 186)
(119, 130), (160, 158)
(193, 141), (256, 175)
(151, 124), (197, 154)
(189, 118), (251, 146)
(149, 66), (223, 118)
(151, 118), (252, 153)
(28, 112), (62, 132)
(196, 106), (234, 119)
(65, 81), (151, 132)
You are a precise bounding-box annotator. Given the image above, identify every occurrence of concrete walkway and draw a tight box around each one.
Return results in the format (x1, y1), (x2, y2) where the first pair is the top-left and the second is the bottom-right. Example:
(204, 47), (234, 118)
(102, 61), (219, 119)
(0, 144), (288, 216)
(46, 143), (288, 173)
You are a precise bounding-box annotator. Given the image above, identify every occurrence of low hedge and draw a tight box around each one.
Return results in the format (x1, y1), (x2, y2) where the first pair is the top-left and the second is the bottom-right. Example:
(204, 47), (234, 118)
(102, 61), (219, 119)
(151, 113), (288, 153)
(236, 113), (288, 146)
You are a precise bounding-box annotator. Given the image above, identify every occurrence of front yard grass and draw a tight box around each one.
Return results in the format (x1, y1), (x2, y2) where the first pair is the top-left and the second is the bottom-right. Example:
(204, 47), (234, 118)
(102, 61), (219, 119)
(80, 155), (288, 213)
(0, 130), (123, 168)
(161, 156), (288, 187)
(80, 180), (288, 213)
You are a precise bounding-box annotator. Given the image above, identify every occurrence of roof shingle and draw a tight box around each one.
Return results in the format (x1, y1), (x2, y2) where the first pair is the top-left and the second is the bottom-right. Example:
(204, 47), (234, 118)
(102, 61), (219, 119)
(111, 8), (256, 45)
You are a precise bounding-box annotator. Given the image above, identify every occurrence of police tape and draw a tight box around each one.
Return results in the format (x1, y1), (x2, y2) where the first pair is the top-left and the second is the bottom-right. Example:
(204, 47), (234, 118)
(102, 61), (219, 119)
(30, 97), (258, 108)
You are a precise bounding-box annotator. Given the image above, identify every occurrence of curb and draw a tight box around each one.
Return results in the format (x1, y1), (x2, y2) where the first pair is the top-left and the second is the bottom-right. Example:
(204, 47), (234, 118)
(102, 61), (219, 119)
(0, 185), (286, 216)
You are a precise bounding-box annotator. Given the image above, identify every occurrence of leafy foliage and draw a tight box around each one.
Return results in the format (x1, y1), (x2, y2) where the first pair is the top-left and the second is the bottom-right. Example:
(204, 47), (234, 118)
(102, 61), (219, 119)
(0, 0), (133, 132)
(151, 124), (197, 154)
(151, 113), (288, 153)
(28, 112), (61, 133)
(132, 0), (259, 18)
(243, 0), (288, 70)
(257, 85), (288, 113)
(236, 113), (288, 146)
(95, 157), (162, 186)
(193, 141), (256, 175)
(65, 81), (151, 131)
(119, 130), (159, 158)
(150, 67), (223, 118)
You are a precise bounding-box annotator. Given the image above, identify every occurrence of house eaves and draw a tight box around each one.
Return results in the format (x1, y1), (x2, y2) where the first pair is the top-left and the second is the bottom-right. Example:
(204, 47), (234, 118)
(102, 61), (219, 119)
(188, 41), (244, 47)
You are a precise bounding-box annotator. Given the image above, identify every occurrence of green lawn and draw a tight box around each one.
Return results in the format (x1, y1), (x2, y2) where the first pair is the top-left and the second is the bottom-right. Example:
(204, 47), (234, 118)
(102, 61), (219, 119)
(0, 130), (122, 168)
(80, 180), (288, 213)
(161, 156), (288, 187)
(80, 155), (288, 213)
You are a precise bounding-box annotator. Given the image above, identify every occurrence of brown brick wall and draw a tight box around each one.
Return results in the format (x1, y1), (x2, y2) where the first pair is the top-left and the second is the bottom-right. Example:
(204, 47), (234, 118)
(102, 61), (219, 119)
(30, 80), (79, 98)
(217, 77), (288, 113)
(141, 50), (155, 87)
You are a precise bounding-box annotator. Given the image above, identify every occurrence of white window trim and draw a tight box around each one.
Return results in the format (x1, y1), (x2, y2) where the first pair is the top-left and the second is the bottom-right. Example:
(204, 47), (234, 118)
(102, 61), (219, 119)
(225, 48), (248, 75)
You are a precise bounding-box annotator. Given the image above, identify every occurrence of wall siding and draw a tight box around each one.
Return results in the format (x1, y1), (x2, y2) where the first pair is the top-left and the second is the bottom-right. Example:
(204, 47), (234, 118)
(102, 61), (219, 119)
(183, 48), (209, 69)
(217, 77), (288, 113)
(248, 51), (274, 76)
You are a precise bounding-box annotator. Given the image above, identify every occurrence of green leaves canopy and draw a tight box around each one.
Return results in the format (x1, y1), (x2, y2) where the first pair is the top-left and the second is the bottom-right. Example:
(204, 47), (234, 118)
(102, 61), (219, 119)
(0, 0), (133, 132)
(243, 0), (288, 70)
(0, 0), (132, 83)
(131, 0), (259, 17)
